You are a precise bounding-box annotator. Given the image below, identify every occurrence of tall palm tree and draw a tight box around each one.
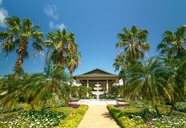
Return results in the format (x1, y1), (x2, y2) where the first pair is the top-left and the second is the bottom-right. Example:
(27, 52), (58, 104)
(125, 57), (172, 115)
(66, 34), (81, 87)
(116, 26), (150, 63)
(0, 16), (44, 78)
(66, 32), (81, 77)
(157, 25), (186, 58)
(114, 26), (150, 98)
(46, 29), (81, 95)
(46, 29), (69, 68)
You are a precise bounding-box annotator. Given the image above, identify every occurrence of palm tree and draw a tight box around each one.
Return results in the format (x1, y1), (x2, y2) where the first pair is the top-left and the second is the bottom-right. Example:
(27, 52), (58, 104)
(157, 25), (186, 113)
(125, 57), (172, 115)
(157, 25), (186, 58)
(66, 44), (81, 92)
(163, 53), (186, 114)
(46, 29), (81, 97)
(114, 26), (150, 98)
(0, 74), (26, 110)
(0, 16), (44, 78)
(113, 54), (126, 82)
(0, 59), (69, 110)
(116, 26), (150, 63)
(46, 29), (69, 68)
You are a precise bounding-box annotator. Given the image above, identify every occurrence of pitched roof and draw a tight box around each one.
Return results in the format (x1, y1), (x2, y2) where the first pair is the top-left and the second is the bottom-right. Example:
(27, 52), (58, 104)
(73, 68), (118, 78)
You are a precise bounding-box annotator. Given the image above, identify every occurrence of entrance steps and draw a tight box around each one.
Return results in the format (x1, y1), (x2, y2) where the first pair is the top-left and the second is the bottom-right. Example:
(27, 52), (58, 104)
(78, 99), (118, 105)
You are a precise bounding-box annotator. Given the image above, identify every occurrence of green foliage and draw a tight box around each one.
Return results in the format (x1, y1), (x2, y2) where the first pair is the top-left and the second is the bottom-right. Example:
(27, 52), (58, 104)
(0, 68), (70, 111)
(70, 86), (91, 99)
(175, 102), (186, 112)
(150, 115), (186, 127)
(109, 85), (124, 98)
(107, 104), (186, 128)
(0, 16), (44, 77)
(58, 105), (88, 128)
(116, 26), (150, 63)
(107, 105), (146, 128)
(50, 107), (74, 117)
(125, 57), (170, 115)
(157, 25), (186, 58)
(0, 109), (65, 128)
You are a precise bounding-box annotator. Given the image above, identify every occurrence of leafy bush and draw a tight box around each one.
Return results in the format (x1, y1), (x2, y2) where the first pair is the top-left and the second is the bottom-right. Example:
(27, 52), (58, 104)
(0, 109), (65, 128)
(150, 115), (186, 127)
(108, 104), (186, 128)
(58, 105), (88, 128)
(107, 104), (146, 128)
(175, 102), (186, 112)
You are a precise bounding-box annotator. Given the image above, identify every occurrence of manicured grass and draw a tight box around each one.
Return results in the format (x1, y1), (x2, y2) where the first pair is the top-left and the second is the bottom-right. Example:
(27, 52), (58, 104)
(16, 103), (32, 110)
(50, 107), (75, 117)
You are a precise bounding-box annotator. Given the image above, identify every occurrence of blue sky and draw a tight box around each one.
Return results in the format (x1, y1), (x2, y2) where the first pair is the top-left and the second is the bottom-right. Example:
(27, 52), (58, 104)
(0, 0), (186, 76)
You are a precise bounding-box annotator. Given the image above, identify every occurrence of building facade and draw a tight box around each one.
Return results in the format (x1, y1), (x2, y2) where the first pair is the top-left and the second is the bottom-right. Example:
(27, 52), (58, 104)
(73, 68), (120, 97)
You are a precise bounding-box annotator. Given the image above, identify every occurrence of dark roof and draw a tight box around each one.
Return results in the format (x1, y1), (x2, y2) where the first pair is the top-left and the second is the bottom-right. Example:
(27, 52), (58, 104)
(73, 68), (119, 78)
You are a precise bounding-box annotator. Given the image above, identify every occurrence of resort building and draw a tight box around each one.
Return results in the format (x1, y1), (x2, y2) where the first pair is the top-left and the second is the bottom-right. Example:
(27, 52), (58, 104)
(73, 68), (121, 97)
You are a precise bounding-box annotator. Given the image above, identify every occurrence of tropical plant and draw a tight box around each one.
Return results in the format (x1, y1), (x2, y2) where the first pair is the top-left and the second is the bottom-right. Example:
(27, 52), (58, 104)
(157, 25), (186, 58)
(46, 29), (79, 69)
(0, 58), (69, 110)
(163, 53), (186, 114)
(125, 57), (172, 115)
(114, 26), (151, 98)
(0, 16), (44, 78)
(113, 54), (126, 83)
(109, 85), (124, 98)
(116, 26), (150, 63)
(46, 29), (81, 98)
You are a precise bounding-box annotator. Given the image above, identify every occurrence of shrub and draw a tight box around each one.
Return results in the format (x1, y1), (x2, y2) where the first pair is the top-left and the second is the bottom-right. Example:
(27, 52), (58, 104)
(175, 102), (186, 112)
(58, 105), (88, 128)
(0, 109), (65, 127)
(107, 104), (145, 128)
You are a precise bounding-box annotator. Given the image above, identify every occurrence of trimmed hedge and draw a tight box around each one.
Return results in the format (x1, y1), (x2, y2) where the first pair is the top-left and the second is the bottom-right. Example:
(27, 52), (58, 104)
(58, 105), (88, 128)
(107, 104), (145, 128)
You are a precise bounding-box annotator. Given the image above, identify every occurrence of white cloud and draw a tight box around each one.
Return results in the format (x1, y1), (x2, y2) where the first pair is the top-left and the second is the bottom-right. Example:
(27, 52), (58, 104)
(49, 21), (65, 31)
(0, 8), (8, 27)
(43, 4), (58, 20)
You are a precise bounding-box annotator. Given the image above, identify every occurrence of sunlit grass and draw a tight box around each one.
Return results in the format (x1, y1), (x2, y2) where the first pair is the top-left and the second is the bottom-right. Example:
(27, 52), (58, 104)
(50, 107), (75, 117)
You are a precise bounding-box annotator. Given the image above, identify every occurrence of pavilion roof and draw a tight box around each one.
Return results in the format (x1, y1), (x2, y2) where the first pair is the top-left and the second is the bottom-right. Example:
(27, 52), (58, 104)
(73, 68), (119, 79)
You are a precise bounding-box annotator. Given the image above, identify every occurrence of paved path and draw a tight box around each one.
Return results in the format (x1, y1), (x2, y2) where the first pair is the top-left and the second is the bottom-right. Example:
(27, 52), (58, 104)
(77, 105), (120, 128)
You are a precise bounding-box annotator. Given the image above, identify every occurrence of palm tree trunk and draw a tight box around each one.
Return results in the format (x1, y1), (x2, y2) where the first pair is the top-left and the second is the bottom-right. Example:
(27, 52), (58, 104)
(14, 56), (23, 78)
(14, 38), (28, 78)
(69, 72), (73, 98)
(169, 102), (175, 115)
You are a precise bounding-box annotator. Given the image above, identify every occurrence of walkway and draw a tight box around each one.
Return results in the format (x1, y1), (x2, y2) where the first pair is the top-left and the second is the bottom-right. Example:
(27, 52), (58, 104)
(77, 105), (120, 128)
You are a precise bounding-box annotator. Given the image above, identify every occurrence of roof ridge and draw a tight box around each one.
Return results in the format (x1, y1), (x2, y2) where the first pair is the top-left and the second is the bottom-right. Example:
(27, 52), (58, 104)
(82, 68), (114, 75)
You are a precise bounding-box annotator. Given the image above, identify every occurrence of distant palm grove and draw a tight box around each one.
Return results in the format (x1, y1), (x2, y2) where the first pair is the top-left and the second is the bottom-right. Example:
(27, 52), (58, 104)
(0, 16), (186, 127)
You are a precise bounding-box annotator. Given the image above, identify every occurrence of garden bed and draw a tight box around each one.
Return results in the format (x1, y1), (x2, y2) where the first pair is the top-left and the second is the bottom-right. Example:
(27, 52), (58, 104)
(107, 104), (186, 128)
(0, 105), (75, 128)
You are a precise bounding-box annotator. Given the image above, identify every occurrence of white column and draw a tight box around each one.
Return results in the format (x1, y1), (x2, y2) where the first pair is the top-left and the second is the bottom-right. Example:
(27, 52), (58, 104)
(86, 80), (89, 97)
(106, 79), (109, 92)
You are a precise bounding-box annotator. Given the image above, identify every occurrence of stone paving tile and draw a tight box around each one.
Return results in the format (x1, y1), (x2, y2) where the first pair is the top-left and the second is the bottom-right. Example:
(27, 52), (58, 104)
(77, 105), (120, 128)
